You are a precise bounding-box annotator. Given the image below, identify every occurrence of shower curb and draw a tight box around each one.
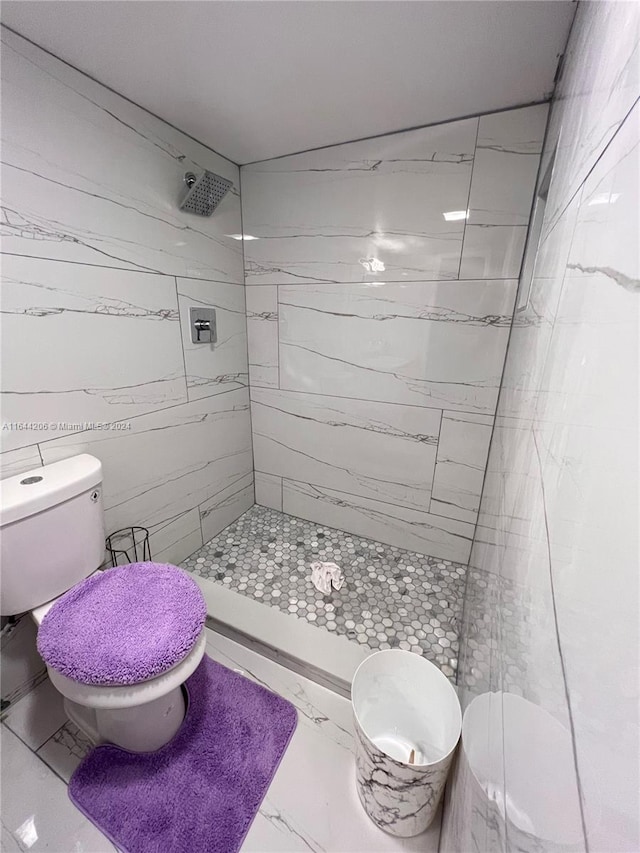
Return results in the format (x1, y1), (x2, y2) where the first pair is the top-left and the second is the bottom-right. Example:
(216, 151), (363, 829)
(190, 574), (371, 698)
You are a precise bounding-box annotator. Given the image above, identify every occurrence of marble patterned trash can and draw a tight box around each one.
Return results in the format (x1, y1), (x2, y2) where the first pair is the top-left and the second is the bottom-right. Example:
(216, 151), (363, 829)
(352, 649), (462, 837)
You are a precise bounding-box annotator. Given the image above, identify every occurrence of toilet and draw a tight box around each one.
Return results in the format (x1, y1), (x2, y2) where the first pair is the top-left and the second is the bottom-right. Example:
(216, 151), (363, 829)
(0, 454), (207, 752)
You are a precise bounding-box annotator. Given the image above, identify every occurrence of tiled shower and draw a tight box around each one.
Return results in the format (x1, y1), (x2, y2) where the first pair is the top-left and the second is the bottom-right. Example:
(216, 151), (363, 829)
(242, 104), (547, 563)
(1, 23), (547, 636)
(1, 2), (638, 851)
(182, 102), (548, 682)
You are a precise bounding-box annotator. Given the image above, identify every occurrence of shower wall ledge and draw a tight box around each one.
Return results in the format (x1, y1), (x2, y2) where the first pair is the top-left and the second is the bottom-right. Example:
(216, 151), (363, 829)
(190, 574), (370, 697)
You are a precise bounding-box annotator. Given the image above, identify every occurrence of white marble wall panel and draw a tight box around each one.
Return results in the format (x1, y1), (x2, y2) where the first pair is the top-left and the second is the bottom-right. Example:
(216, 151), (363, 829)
(0, 617), (47, 708)
(242, 107), (545, 557)
(254, 471), (283, 511)
(246, 286), (279, 387)
(177, 278), (248, 401)
(147, 508), (203, 566)
(242, 119), (478, 284)
(252, 387), (440, 511)
(531, 108), (639, 853)
(1, 255), (187, 451)
(431, 411), (493, 522)
(0, 29), (243, 282)
(200, 471), (255, 542)
(0, 30), (253, 566)
(38, 389), (253, 541)
(282, 479), (474, 563)
(498, 193), (582, 423)
(458, 224), (528, 280)
(278, 281), (516, 414)
(542, 2), (640, 236)
(460, 105), (548, 279)
(0, 446), (42, 480)
(470, 106), (549, 227)
(443, 5), (640, 851)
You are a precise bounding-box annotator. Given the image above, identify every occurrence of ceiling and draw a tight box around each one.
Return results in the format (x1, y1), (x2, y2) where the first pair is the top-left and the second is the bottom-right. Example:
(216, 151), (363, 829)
(1, 1), (575, 164)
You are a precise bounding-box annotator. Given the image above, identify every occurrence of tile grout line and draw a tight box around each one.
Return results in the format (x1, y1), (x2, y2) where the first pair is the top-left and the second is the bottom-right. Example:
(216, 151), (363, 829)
(0, 251), (519, 286)
(455, 105), (555, 689)
(532, 431), (590, 852)
(278, 475), (474, 539)
(8, 384), (248, 455)
(540, 93), (640, 250)
(237, 167), (257, 504)
(174, 276), (191, 404)
(243, 276), (518, 287)
(276, 284), (282, 390)
(0, 252), (247, 284)
(428, 409), (445, 516)
(243, 98), (552, 166)
(1, 389), (495, 460)
(457, 116), (481, 280)
(1, 23), (552, 173)
(2, 720), (71, 787)
(237, 384), (496, 418)
(1, 24), (241, 167)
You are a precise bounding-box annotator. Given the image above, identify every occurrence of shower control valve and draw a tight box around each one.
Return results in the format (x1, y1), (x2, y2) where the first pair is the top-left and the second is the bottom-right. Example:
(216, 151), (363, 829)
(189, 307), (217, 344)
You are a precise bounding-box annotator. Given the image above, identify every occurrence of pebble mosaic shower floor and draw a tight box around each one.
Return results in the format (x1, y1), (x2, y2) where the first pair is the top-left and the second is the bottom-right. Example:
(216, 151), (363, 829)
(182, 505), (466, 681)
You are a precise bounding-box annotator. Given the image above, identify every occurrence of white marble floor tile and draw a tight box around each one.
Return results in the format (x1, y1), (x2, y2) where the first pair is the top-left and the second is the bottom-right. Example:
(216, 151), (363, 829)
(37, 720), (93, 784)
(3, 677), (67, 752)
(3, 629), (441, 853)
(204, 630), (442, 852)
(0, 726), (116, 852)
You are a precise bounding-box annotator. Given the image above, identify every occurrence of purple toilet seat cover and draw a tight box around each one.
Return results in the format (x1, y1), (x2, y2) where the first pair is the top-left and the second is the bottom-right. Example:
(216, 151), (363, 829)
(37, 562), (207, 686)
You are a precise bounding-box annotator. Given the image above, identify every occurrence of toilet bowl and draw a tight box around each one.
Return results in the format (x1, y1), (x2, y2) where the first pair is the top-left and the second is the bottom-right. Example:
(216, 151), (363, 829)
(0, 455), (207, 752)
(36, 592), (206, 750)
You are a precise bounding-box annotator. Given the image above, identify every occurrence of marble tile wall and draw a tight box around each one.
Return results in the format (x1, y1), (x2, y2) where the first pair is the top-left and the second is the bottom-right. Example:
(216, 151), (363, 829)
(241, 104), (548, 562)
(441, 4), (640, 852)
(0, 27), (253, 569)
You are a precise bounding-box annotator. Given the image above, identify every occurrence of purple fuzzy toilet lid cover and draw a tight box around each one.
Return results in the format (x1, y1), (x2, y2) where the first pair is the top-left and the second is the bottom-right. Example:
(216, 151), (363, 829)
(37, 562), (207, 686)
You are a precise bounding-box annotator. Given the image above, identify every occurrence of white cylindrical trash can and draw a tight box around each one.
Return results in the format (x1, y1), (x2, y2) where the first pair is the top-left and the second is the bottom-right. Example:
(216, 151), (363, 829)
(352, 649), (462, 837)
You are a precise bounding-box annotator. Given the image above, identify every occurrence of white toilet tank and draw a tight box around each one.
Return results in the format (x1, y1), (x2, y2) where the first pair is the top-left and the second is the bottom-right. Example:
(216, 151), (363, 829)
(0, 454), (105, 616)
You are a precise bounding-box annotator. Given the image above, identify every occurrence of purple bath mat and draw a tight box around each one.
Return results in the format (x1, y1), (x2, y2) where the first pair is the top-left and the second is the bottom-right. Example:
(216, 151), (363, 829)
(69, 655), (297, 853)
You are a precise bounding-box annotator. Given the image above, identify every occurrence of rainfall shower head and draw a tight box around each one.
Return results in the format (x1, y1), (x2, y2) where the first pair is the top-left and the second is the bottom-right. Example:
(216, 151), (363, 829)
(179, 170), (233, 216)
